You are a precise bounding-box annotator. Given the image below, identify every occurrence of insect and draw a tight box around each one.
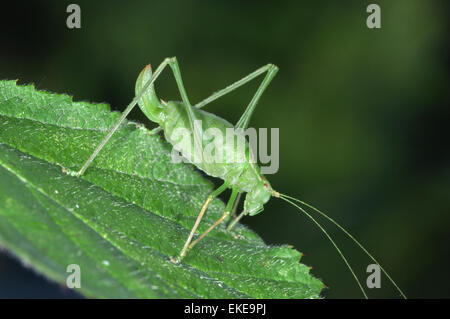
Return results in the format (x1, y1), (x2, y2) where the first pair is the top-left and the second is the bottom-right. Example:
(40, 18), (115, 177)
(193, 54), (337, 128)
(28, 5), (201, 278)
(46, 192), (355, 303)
(70, 57), (405, 299)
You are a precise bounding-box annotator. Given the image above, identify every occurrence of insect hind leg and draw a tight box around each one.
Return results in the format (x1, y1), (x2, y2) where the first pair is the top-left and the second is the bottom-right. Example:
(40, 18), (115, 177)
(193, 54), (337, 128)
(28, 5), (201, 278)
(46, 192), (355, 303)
(194, 64), (278, 111)
(235, 64), (278, 130)
(70, 58), (174, 177)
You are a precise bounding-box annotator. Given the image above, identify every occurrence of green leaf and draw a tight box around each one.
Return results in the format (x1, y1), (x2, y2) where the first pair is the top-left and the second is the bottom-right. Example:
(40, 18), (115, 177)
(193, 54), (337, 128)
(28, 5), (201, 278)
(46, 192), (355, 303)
(0, 80), (324, 298)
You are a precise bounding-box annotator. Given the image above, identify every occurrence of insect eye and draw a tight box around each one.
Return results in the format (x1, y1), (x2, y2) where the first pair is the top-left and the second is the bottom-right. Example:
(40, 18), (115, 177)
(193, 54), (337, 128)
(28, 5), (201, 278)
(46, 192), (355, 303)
(264, 183), (268, 188)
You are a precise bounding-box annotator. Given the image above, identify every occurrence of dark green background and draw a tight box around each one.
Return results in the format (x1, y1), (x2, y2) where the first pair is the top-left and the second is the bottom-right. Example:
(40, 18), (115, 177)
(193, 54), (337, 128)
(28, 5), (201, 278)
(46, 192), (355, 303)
(1, 0), (449, 298)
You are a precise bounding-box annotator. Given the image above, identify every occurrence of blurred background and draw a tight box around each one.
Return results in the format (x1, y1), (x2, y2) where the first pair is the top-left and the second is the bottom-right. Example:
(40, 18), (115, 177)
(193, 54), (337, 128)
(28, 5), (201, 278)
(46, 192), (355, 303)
(0, 0), (449, 298)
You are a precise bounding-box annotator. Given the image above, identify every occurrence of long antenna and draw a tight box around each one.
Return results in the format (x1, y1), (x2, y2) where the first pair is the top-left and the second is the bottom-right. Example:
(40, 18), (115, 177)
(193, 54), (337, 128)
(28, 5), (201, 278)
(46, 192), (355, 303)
(280, 193), (407, 299)
(279, 195), (368, 298)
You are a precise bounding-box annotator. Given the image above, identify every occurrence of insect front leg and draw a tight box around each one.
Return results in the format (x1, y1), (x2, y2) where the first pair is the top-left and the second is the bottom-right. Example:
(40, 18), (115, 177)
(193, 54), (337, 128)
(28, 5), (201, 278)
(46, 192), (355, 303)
(225, 193), (247, 239)
(230, 192), (242, 219)
(171, 182), (229, 263)
(226, 210), (246, 232)
(227, 205), (263, 239)
(149, 126), (163, 135)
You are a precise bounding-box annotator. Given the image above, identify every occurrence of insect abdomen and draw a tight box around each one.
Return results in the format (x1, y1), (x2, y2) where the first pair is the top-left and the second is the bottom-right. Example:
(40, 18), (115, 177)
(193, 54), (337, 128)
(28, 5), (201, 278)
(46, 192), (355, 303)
(161, 101), (262, 192)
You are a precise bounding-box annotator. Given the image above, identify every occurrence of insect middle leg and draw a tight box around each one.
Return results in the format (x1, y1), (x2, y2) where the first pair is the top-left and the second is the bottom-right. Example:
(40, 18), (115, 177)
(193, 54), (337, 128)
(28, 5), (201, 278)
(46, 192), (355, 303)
(183, 188), (239, 259)
(172, 182), (230, 263)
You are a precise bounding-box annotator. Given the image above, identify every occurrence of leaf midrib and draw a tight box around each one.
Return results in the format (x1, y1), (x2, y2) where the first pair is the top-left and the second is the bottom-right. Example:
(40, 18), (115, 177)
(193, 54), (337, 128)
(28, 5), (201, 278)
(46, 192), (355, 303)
(0, 148), (309, 292)
(0, 154), (224, 298)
